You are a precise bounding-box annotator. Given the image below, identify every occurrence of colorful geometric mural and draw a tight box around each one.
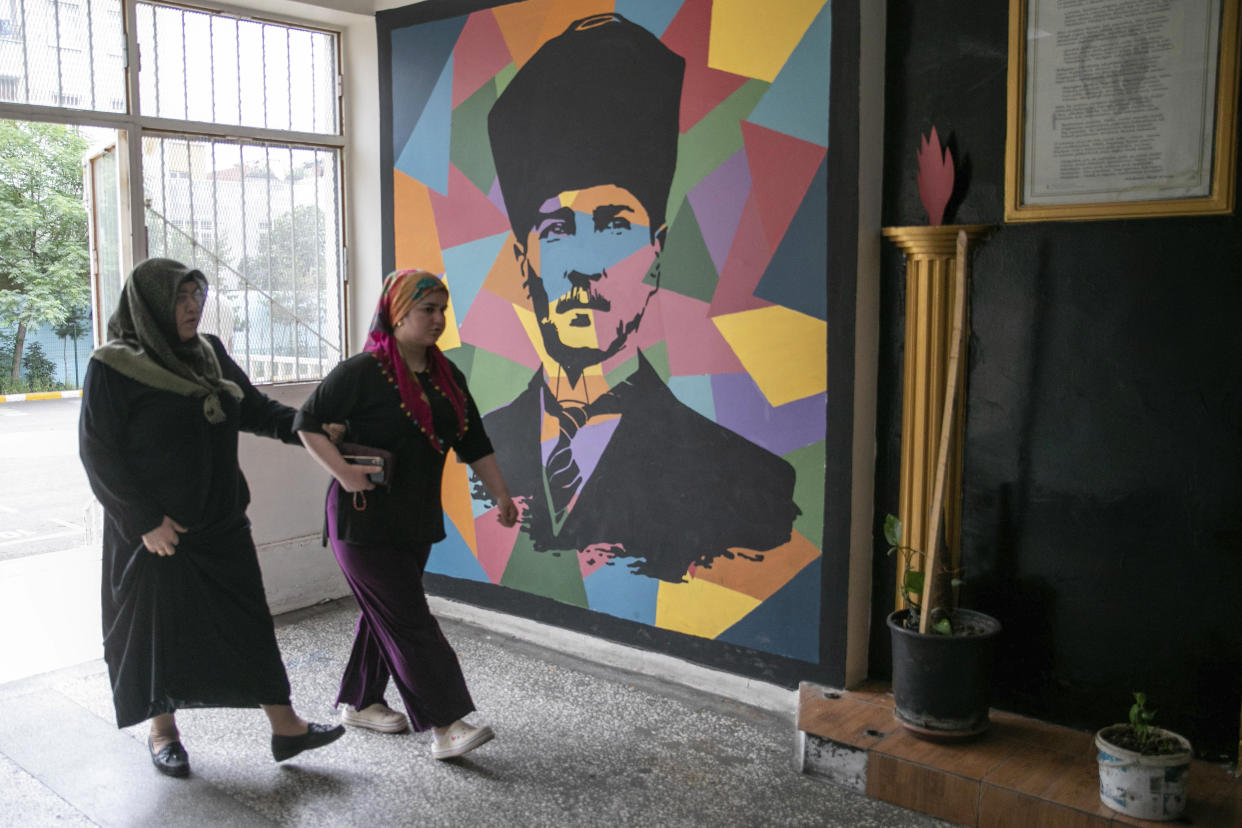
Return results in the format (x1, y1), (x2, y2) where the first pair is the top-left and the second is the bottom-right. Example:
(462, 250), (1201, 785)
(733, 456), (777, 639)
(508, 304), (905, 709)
(384, 0), (829, 664)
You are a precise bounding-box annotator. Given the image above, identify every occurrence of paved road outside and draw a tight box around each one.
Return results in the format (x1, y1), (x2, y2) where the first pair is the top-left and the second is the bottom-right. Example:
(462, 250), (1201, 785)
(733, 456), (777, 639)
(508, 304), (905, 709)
(0, 398), (96, 562)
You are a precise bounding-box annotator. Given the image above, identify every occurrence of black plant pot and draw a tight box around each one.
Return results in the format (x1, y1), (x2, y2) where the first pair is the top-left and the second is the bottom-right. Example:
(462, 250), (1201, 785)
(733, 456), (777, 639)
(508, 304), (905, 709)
(887, 608), (1001, 741)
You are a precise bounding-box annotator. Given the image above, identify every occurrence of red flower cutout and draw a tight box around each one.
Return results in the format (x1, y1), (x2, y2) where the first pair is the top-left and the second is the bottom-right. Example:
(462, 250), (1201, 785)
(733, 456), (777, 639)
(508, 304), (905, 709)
(917, 126), (954, 226)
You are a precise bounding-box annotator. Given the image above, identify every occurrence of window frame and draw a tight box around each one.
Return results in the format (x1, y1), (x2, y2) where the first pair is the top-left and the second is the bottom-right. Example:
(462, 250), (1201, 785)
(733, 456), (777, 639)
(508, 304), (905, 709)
(0, 0), (349, 384)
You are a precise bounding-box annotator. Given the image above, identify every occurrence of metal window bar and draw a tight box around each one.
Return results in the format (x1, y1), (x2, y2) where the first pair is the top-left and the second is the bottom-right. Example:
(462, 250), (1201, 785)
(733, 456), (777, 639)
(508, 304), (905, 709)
(181, 137), (191, 270)
(150, 2), (159, 116)
(233, 16), (240, 129)
(207, 10), (214, 123)
(85, 0), (94, 108)
(53, 0), (63, 104)
(287, 145), (296, 376)
(259, 19), (267, 130)
(330, 149), (341, 355)
(309, 32), (316, 135)
(237, 142), (250, 374)
(283, 27), (290, 133)
(314, 149), (322, 369)
(178, 4), (185, 122)
(262, 148), (273, 375)
(18, 0), (28, 102)
(210, 135), (221, 356)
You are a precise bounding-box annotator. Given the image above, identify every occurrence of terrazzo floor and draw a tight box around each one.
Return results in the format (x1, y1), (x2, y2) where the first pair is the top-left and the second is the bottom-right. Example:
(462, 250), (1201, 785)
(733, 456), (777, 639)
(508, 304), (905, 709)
(0, 597), (948, 827)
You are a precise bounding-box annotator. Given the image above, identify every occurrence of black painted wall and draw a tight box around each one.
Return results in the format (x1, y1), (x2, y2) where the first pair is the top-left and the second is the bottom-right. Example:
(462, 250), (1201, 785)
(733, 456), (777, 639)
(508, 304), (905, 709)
(871, 0), (1242, 761)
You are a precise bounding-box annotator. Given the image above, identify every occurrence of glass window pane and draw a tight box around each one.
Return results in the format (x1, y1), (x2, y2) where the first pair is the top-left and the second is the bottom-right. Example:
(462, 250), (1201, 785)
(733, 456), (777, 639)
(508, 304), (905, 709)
(0, 0), (125, 112)
(142, 134), (343, 382)
(136, 2), (338, 135)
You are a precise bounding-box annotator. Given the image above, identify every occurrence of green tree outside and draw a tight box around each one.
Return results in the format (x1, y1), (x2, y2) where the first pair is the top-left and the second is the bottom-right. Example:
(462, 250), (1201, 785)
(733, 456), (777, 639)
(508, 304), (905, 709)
(53, 303), (90, 388)
(238, 204), (330, 353)
(0, 120), (90, 385)
(21, 341), (56, 390)
(239, 204), (328, 300)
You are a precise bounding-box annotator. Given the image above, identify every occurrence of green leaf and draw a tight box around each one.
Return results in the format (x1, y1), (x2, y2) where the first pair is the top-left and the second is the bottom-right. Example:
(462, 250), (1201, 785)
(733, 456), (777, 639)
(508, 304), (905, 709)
(932, 617), (953, 635)
(903, 570), (924, 598)
(883, 514), (902, 547)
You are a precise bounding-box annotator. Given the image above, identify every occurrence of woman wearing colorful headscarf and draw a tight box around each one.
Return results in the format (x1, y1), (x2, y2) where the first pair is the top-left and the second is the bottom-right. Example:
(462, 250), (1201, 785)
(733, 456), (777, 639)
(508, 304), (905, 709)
(296, 269), (518, 760)
(78, 258), (346, 778)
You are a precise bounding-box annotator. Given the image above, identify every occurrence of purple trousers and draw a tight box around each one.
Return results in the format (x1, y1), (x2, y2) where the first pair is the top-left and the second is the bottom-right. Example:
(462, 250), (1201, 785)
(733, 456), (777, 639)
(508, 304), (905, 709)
(326, 484), (475, 731)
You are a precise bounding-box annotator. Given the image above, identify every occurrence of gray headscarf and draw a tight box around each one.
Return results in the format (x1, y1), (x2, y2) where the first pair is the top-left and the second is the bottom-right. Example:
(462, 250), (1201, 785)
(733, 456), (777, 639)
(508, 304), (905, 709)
(91, 258), (243, 423)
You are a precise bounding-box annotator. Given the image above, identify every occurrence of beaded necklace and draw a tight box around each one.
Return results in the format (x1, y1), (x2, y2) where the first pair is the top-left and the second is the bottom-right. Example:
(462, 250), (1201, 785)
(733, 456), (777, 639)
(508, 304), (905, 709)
(363, 270), (467, 454)
(369, 351), (467, 453)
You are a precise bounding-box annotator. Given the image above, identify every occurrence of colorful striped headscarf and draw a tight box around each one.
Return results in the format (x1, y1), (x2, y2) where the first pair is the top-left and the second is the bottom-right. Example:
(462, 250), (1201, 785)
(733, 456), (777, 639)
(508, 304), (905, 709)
(364, 270), (467, 452)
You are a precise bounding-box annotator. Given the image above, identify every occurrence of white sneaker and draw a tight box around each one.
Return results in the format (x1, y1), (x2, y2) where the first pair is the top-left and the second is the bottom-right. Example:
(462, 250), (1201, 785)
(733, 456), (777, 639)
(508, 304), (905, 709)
(340, 703), (409, 733)
(430, 719), (494, 759)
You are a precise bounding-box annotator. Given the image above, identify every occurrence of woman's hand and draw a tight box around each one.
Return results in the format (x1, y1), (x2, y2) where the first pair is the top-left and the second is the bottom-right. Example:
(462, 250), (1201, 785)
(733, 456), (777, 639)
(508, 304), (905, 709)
(495, 496), (520, 528)
(299, 429), (376, 493)
(336, 462), (377, 493)
(142, 516), (187, 556)
(469, 454), (520, 528)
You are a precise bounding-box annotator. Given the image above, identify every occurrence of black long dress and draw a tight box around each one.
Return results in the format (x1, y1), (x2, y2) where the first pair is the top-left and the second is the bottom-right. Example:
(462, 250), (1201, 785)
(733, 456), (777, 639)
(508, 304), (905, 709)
(79, 334), (300, 728)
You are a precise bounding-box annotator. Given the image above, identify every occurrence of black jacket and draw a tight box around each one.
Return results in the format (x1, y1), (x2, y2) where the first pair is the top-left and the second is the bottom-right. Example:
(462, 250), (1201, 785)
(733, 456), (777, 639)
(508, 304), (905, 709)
(480, 353), (800, 582)
(295, 351), (493, 546)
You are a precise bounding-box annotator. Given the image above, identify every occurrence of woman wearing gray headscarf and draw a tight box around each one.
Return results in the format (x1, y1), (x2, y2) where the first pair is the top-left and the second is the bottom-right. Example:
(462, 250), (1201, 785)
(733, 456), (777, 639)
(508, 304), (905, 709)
(79, 258), (344, 777)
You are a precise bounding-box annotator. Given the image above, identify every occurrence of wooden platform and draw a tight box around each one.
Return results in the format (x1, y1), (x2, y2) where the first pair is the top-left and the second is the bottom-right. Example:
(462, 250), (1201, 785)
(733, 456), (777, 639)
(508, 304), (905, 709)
(797, 682), (1241, 827)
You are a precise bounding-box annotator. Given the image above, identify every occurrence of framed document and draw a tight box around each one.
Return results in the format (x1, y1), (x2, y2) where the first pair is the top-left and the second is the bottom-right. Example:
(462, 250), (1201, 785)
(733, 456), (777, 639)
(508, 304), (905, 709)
(1005, 0), (1240, 221)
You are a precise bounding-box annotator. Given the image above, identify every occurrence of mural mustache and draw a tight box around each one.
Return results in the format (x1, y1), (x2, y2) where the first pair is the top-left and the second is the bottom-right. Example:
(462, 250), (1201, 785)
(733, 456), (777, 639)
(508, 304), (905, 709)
(554, 280), (612, 318)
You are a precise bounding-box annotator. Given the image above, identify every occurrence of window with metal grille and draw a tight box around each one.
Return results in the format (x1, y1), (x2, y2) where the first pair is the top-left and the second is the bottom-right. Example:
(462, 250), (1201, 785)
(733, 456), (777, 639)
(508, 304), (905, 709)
(3, 0), (346, 384)
(130, 3), (344, 383)
(136, 2), (338, 135)
(0, 0), (125, 111)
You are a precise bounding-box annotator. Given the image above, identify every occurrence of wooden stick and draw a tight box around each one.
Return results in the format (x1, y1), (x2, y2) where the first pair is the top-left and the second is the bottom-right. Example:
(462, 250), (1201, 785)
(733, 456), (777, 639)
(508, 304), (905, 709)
(919, 229), (969, 633)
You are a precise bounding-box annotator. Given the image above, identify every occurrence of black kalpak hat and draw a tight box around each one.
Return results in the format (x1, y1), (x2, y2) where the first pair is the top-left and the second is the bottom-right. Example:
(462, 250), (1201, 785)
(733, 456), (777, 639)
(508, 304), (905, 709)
(487, 13), (685, 240)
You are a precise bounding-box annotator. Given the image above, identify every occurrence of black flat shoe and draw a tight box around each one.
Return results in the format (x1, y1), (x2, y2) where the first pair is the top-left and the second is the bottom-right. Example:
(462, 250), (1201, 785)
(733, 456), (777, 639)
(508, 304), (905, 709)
(148, 737), (190, 778)
(271, 722), (345, 762)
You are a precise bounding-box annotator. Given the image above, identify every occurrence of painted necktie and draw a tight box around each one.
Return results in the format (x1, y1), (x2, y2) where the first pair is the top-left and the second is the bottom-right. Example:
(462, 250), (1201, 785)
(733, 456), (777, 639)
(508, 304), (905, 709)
(545, 402), (590, 526)
(544, 393), (620, 529)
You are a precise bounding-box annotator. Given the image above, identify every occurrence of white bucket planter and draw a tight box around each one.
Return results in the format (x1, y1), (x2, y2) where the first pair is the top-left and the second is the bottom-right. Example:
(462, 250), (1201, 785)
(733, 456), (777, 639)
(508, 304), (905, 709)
(1095, 725), (1193, 821)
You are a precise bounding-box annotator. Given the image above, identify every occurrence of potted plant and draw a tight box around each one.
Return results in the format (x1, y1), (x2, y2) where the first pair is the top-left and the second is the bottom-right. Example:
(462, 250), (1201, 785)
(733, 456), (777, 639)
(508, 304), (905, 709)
(1095, 692), (1193, 821)
(884, 513), (1001, 741)
(883, 222), (1000, 740)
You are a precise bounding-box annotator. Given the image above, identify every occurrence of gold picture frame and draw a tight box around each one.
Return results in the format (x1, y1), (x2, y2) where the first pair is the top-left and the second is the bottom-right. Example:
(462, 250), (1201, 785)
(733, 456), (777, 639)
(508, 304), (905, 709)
(1005, 0), (1240, 222)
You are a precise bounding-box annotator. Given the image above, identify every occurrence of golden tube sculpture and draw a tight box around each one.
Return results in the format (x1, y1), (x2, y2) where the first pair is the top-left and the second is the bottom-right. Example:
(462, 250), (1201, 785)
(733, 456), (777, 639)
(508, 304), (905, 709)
(881, 224), (992, 612)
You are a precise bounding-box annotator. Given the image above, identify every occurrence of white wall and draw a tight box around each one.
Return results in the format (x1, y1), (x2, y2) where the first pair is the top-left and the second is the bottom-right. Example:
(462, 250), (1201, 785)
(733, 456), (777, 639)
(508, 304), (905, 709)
(240, 383), (347, 613)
